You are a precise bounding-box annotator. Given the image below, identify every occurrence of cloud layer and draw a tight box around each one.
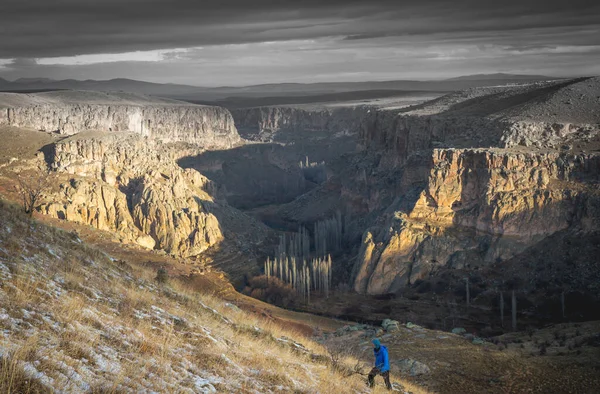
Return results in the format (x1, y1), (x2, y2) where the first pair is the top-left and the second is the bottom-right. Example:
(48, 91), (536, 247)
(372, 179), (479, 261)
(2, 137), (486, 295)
(0, 0), (598, 85)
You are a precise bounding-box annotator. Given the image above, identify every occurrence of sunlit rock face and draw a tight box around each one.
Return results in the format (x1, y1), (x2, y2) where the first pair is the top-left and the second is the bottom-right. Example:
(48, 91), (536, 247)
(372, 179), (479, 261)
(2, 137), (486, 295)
(40, 132), (223, 255)
(130, 168), (223, 256)
(40, 177), (156, 250)
(352, 148), (600, 295)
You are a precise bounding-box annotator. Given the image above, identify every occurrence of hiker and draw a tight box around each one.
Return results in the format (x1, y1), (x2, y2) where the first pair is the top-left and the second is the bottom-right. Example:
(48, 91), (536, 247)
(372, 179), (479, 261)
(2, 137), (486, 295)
(368, 338), (392, 390)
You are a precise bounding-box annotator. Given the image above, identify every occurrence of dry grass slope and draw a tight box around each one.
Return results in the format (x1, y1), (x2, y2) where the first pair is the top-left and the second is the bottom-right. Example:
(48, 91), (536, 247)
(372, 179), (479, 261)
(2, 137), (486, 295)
(0, 198), (426, 393)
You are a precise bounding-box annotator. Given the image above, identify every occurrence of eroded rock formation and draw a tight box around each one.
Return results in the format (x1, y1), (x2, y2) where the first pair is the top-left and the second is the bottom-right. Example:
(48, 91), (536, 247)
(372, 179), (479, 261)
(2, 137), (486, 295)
(349, 79), (600, 294)
(39, 132), (225, 255)
(353, 149), (600, 294)
(40, 177), (156, 249)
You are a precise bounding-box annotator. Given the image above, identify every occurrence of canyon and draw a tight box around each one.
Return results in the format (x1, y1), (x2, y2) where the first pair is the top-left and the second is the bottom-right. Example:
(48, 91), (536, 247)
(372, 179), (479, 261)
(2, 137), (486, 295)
(1, 76), (599, 394)
(1, 78), (599, 328)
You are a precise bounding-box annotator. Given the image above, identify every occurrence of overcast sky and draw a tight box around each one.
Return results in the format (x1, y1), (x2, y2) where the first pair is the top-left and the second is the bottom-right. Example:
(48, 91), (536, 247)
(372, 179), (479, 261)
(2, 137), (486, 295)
(0, 0), (598, 86)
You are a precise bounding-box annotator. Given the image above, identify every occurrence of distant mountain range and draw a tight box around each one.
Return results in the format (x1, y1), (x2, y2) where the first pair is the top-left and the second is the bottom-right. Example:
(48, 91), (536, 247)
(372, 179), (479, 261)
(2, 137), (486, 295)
(0, 73), (563, 107)
(0, 77), (203, 97)
(445, 73), (556, 81)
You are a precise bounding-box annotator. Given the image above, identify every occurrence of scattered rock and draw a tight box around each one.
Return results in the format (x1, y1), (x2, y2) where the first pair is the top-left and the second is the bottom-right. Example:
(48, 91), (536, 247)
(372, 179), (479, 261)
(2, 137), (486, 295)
(382, 319), (401, 332)
(395, 359), (431, 376)
(334, 323), (371, 336)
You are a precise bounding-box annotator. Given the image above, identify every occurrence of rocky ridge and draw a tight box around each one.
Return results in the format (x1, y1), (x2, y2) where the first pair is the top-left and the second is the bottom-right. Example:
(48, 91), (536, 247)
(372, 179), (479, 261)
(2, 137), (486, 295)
(359, 78), (600, 163)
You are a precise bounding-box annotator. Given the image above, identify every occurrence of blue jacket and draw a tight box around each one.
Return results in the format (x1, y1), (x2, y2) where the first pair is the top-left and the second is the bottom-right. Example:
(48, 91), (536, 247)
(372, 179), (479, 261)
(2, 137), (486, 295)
(374, 345), (390, 372)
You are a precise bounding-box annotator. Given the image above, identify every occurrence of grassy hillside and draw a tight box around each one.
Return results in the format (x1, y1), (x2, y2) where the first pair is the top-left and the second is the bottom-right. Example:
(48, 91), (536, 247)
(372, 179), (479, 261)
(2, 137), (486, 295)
(0, 199), (424, 393)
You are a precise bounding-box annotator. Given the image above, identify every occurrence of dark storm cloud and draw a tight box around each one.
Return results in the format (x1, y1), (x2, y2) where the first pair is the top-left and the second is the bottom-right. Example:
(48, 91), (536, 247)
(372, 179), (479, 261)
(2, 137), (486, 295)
(0, 0), (599, 58)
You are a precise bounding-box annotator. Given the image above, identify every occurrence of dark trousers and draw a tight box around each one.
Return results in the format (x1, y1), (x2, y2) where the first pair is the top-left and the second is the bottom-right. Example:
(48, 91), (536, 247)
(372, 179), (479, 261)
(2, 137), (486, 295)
(368, 367), (392, 390)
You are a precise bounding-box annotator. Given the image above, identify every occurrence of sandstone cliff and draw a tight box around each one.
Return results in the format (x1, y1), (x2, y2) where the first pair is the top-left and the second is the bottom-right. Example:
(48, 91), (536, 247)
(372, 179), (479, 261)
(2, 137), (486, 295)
(40, 178), (156, 249)
(353, 148), (600, 294)
(0, 91), (241, 149)
(39, 132), (224, 256)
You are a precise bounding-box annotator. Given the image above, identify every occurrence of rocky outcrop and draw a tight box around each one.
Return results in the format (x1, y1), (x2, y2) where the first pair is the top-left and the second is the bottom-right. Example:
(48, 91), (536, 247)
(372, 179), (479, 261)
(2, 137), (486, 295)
(130, 169), (223, 256)
(0, 92), (241, 149)
(39, 178), (156, 249)
(394, 359), (431, 376)
(353, 149), (600, 294)
(40, 132), (224, 256)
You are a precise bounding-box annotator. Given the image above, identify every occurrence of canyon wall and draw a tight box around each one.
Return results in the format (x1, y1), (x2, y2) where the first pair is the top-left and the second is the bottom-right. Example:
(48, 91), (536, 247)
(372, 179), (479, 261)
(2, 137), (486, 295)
(230, 106), (372, 139)
(359, 111), (599, 164)
(1, 103), (240, 149)
(233, 102), (598, 166)
(39, 133), (224, 256)
(352, 148), (600, 294)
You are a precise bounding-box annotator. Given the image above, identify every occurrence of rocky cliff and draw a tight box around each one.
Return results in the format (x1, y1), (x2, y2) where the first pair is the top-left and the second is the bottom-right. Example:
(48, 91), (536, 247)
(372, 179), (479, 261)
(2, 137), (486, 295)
(353, 148), (600, 294)
(230, 106), (371, 141)
(39, 132), (224, 255)
(41, 177), (156, 249)
(0, 91), (241, 149)
(349, 78), (600, 294)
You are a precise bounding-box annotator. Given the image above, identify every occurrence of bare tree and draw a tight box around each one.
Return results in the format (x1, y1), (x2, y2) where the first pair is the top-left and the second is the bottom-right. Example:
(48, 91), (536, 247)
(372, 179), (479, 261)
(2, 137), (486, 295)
(465, 277), (470, 308)
(15, 168), (50, 217)
(326, 342), (368, 377)
(511, 290), (517, 331)
(499, 291), (505, 328)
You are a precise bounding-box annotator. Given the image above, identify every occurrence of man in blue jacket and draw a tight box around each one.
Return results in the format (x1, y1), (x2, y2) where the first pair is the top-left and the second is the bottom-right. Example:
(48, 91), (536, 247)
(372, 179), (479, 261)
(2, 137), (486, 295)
(368, 338), (392, 390)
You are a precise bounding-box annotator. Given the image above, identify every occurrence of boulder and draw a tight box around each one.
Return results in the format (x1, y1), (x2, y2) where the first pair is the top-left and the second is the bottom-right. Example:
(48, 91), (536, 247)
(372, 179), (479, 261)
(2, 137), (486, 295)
(382, 319), (401, 333)
(136, 235), (156, 250)
(395, 359), (431, 376)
